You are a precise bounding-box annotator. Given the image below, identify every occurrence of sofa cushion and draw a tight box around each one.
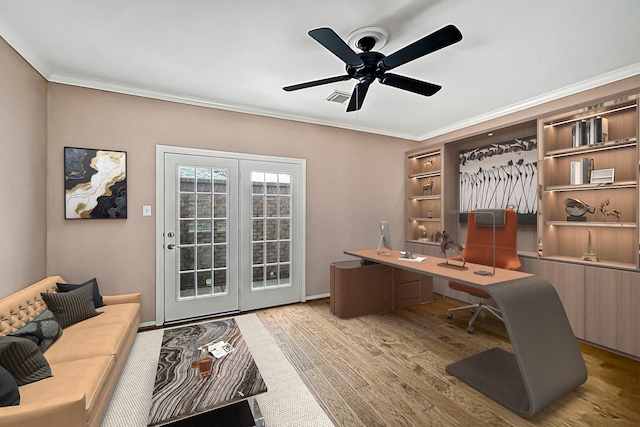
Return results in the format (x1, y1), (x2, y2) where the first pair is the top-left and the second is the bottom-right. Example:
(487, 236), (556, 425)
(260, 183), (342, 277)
(0, 365), (20, 406)
(41, 284), (101, 328)
(18, 355), (114, 423)
(57, 278), (105, 308)
(66, 303), (140, 330)
(0, 336), (52, 386)
(9, 309), (63, 353)
(44, 322), (131, 365)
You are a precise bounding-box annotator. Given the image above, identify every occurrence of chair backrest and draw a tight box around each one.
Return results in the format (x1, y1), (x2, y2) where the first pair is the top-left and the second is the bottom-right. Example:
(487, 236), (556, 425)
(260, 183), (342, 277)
(461, 209), (521, 271)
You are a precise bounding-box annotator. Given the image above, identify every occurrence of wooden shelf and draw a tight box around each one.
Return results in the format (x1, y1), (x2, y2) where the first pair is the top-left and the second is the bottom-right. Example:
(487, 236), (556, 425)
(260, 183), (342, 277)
(545, 221), (636, 228)
(409, 172), (441, 179)
(544, 180), (637, 192)
(540, 255), (637, 271)
(544, 138), (636, 158)
(409, 195), (441, 201)
(408, 217), (441, 222)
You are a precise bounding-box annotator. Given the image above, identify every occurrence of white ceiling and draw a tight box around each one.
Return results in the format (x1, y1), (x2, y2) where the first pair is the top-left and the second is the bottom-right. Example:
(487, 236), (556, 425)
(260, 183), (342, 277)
(2, 0), (640, 141)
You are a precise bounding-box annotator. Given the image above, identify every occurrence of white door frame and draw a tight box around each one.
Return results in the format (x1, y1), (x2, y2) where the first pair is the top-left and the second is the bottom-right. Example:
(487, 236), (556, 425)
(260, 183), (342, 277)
(155, 145), (306, 326)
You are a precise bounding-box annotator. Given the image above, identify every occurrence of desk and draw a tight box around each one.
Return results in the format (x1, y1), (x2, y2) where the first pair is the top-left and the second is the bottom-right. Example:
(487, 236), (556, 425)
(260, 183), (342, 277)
(345, 249), (588, 418)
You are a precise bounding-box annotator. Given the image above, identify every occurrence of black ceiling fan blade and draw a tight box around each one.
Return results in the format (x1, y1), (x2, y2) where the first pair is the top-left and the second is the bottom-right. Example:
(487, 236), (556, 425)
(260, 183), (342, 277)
(379, 73), (442, 96)
(346, 81), (371, 112)
(379, 24), (462, 71)
(283, 74), (351, 91)
(308, 28), (365, 69)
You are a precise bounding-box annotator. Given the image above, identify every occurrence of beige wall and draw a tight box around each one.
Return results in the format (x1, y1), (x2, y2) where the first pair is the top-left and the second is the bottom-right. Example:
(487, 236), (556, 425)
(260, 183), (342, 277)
(0, 37), (48, 296)
(46, 84), (416, 323)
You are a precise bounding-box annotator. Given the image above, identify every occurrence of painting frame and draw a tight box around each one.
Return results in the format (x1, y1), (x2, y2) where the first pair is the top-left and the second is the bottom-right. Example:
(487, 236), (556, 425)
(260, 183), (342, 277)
(459, 136), (537, 225)
(64, 147), (127, 219)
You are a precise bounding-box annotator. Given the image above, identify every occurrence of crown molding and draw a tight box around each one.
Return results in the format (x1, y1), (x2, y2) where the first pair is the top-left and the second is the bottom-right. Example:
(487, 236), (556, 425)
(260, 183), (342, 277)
(0, 13), (51, 79)
(417, 62), (640, 141)
(48, 72), (422, 142)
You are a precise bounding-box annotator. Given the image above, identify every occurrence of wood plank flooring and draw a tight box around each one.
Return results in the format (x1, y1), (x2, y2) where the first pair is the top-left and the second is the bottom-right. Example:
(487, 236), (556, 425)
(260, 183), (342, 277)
(255, 296), (640, 426)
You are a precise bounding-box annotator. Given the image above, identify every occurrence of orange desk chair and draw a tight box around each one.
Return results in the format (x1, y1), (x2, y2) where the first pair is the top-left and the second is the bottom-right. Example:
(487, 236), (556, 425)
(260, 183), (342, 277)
(446, 209), (521, 333)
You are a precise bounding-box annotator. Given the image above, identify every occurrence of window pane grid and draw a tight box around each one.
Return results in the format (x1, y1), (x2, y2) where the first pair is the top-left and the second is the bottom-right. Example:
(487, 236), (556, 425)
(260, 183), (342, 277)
(177, 166), (229, 299)
(250, 171), (292, 290)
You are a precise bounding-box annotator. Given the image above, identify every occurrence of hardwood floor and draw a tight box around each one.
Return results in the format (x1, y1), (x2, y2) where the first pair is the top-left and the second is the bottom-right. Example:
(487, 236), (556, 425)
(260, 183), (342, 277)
(255, 296), (640, 426)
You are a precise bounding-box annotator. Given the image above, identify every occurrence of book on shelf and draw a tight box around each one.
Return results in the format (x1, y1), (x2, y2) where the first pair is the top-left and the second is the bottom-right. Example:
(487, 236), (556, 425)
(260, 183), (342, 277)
(588, 116), (608, 144)
(582, 157), (594, 184)
(570, 161), (581, 185)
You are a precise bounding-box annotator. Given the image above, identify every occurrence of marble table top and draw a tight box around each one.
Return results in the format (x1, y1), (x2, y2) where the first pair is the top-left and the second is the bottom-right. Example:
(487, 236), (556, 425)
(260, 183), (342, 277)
(148, 319), (267, 426)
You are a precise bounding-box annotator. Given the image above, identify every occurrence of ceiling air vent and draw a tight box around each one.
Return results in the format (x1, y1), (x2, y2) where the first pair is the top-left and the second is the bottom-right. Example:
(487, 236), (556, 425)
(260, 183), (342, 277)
(326, 90), (351, 104)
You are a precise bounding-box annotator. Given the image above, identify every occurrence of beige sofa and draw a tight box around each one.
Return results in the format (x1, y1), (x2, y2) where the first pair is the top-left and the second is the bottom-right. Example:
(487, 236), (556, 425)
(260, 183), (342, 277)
(0, 276), (141, 427)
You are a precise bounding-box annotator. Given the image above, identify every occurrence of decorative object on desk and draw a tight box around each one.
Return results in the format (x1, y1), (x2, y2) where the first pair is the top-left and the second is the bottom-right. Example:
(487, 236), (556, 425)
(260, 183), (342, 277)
(590, 168), (615, 184)
(435, 230), (467, 270)
(563, 197), (596, 222)
(64, 147), (127, 219)
(581, 229), (599, 262)
(459, 136), (537, 225)
(598, 198), (621, 222)
(422, 179), (434, 195)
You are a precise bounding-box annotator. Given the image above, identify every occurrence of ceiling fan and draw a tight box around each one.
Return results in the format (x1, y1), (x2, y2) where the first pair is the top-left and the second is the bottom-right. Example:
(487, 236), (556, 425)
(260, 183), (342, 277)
(283, 25), (463, 112)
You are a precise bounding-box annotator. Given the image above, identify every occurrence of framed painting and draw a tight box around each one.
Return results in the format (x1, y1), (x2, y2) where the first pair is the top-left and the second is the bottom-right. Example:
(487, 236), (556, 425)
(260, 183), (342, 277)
(64, 147), (127, 219)
(459, 136), (537, 225)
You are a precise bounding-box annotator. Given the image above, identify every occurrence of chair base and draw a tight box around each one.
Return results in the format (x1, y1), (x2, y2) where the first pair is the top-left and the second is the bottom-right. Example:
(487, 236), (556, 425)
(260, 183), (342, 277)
(446, 302), (503, 334)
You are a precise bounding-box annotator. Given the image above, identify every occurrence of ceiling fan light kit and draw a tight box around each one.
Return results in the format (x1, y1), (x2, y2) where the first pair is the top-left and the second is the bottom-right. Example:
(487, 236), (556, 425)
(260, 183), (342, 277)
(283, 24), (462, 112)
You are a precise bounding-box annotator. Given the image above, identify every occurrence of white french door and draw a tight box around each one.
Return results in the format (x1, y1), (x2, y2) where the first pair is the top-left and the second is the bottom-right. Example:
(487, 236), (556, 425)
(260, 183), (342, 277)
(163, 154), (239, 322)
(157, 147), (305, 324)
(239, 160), (304, 311)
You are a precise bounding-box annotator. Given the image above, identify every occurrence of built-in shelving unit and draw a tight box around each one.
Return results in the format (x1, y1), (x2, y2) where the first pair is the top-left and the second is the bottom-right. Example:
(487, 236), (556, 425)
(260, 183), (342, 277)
(538, 95), (639, 270)
(405, 148), (443, 245)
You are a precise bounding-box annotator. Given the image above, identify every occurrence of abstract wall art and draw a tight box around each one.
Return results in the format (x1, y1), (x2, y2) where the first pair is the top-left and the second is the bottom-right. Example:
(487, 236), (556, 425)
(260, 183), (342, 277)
(64, 147), (127, 219)
(459, 136), (537, 225)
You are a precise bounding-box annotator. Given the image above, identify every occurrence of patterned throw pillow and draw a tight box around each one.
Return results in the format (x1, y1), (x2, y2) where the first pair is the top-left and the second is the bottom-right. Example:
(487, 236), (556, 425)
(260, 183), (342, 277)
(41, 283), (101, 329)
(9, 309), (63, 353)
(0, 336), (52, 386)
(0, 365), (20, 406)
(57, 278), (105, 308)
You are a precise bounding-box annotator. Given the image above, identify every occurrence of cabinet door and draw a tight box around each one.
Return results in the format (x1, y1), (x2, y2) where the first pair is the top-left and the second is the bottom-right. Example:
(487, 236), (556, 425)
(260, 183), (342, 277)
(585, 266), (640, 357)
(536, 260), (586, 339)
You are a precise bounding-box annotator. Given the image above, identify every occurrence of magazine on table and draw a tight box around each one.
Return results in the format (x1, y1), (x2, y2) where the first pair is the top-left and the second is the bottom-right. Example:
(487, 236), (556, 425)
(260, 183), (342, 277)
(199, 340), (235, 358)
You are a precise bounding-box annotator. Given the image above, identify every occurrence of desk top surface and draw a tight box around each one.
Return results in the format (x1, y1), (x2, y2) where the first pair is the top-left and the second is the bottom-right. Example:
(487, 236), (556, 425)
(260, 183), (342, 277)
(344, 249), (532, 287)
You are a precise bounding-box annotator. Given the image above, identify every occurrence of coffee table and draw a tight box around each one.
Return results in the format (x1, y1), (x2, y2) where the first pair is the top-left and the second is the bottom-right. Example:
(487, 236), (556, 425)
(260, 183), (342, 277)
(148, 319), (268, 426)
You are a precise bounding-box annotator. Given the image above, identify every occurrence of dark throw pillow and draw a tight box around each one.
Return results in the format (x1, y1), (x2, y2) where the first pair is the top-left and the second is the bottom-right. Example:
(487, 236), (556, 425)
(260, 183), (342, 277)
(9, 309), (63, 353)
(0, 336), (52, 386)
(57, 277), (105, 308)
(41, 284), (101, 329)
(0, 365), (20, 406)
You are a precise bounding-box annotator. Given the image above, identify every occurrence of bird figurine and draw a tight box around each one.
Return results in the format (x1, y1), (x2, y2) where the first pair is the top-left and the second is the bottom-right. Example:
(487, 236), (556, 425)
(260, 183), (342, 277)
(435, 230), (464, 266)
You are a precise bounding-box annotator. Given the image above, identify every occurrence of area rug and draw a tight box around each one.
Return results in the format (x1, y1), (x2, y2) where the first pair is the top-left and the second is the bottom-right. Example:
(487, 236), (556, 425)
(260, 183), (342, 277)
(101, 313), (334, 427)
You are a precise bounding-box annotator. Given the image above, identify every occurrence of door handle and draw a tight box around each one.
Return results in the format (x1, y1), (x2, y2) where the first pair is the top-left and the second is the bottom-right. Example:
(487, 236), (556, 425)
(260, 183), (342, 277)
(167, 244), (179, 250)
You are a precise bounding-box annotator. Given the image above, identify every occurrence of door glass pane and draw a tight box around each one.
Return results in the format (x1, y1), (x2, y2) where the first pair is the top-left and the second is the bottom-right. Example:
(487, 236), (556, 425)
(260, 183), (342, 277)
(179, 167), (195, 192)
(214, 245), (227, 268)
(179, 273), (195, 297)
(197, 271), (212, 296)
(214, 270), (227, 293)
(279, 241), (290, 262)
(196, 168), (212, 192)
(180, 247), (194, 272)
(197, 194), (212, 218)
(279, 264), (291, 285)
(197, 220), (212, 244)
(180, 220), (195, 244)
(176, 164), (230, 301)
(252, 219), (264, 241)
(180, 194), (195, 218)
(214, 170), (227, 193)
(197, 246), (212, 269)
(251, 170), (293, 290)
(213, 220), (227, 243)
(252, 267), (264, 289)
